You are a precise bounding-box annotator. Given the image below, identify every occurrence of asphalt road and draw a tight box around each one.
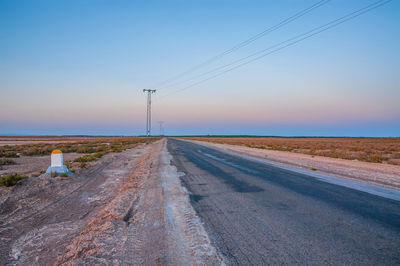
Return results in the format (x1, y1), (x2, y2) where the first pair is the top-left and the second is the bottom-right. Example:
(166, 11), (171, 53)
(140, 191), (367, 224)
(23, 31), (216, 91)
(167, 138), (400, 265)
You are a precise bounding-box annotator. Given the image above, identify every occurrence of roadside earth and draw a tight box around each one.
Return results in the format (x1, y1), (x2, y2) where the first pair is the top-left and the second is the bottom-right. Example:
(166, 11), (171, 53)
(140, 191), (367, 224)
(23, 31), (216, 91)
(0, 139), (221, 265)
(186, 140), (400, 191)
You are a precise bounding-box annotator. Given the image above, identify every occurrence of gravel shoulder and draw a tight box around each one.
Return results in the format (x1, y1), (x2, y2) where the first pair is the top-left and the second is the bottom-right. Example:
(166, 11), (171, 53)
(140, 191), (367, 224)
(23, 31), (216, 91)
(186, 140), (400, 191)
(161, 140), (221, 265)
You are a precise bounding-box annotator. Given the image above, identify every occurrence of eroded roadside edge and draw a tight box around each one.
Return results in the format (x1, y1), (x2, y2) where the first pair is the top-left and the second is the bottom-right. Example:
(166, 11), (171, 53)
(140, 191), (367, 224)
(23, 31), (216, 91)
(161, 139), (225, 265)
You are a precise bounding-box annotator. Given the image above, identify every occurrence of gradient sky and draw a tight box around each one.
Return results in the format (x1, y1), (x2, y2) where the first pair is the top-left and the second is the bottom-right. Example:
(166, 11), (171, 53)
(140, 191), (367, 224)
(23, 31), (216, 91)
(1, 0), (399, 136)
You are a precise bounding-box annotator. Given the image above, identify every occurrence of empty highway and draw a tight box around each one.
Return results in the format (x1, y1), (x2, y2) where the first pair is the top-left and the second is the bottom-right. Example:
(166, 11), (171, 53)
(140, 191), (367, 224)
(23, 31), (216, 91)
(167, 138), (400, 265)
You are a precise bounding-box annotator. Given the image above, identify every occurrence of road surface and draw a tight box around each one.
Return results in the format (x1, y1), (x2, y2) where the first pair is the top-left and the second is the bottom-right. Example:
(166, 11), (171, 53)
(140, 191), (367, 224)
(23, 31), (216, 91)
(167, 138), (400, 265)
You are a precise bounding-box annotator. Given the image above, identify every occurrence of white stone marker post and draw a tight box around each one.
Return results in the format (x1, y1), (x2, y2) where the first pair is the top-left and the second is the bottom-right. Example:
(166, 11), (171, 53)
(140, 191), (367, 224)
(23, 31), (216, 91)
(51, 149), (63, 167)
(46, 149), (70, 175)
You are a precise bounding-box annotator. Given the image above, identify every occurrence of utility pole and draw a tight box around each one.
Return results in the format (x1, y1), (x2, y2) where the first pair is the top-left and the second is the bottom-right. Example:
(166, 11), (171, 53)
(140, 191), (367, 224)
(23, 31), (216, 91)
(158, 121), (164, 136)
(143, 89), (156, 136)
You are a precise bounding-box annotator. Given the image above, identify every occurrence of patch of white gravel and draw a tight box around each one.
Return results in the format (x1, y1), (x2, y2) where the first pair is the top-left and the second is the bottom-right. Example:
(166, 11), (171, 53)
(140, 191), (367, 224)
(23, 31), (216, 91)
(160, 140), (224, 265)
(10, 221), (82, 265)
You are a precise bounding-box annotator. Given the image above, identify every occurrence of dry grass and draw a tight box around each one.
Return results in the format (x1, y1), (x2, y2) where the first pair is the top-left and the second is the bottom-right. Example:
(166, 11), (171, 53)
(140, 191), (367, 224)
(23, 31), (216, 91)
(0, 137), (158, 157)
(0, 173), (27, 187)
(183, 137), (400, 165)
(0, 158), (16, 166)
(0, 136), (101, 142)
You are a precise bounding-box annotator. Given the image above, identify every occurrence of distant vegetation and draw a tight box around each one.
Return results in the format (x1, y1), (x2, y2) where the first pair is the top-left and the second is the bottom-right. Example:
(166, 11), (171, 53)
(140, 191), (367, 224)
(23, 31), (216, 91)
(0, 137), (157, 157)
(0, 137), (160, 184)
(184, 137), (400, 165)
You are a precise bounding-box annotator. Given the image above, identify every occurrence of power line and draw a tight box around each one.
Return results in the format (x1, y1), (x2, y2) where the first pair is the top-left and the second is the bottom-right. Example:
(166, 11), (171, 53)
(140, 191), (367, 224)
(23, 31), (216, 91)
(158, 0), (391, 99)
(153, 0), (331, 90)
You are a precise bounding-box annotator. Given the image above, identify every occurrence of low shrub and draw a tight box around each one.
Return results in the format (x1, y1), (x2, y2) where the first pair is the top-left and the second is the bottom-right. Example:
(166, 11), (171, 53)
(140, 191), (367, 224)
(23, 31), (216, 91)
(59, 173), (68, 177)
(111, 146), (123, 152)
(50, 171), (57, 178)
(77, 145), (96, 153)
(0, 150), (19, 158)
(64, 161), (71, 169)
(365, 155), (385, 163)
(0, 158), (16, 166)
(73, 152), (104, 163)
(0, 173), (28, 187)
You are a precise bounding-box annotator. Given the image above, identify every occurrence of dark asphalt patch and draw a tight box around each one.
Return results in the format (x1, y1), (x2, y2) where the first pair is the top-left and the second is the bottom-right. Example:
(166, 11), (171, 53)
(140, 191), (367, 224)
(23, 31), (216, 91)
(189, 194), (207, 203)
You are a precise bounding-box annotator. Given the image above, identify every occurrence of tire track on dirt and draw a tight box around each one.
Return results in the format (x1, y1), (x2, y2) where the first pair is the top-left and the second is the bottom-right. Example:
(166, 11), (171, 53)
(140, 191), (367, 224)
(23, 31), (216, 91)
(0, 160), (113, 227)
(56, 141), (160, 265)
(56, 139), (222, 265)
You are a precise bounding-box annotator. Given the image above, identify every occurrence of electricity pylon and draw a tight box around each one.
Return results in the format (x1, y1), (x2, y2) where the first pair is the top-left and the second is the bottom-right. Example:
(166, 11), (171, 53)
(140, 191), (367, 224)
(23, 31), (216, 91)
(143, 89), (156, 136)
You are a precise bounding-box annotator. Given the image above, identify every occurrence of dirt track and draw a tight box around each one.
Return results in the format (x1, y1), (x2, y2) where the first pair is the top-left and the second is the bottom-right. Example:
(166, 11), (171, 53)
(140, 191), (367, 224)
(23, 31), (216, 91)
(0, 139), (221, 265)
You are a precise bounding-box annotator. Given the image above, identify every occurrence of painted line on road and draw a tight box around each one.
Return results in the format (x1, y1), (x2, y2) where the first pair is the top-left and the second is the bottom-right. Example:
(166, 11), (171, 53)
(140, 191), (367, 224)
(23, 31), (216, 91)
(197, 149), (261, 175)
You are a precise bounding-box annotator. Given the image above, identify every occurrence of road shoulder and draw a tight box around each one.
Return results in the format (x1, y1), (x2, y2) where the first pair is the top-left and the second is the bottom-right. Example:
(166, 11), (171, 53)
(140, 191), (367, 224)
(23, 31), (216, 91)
(161, 139), (223, 265)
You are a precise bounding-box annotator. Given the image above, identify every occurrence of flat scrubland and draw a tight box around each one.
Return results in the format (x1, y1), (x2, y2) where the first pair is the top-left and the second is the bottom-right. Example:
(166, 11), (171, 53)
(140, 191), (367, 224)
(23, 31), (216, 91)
(0, 136), (96, 146)
(0, 137), (159, 185)
(183, 137), (400, 165)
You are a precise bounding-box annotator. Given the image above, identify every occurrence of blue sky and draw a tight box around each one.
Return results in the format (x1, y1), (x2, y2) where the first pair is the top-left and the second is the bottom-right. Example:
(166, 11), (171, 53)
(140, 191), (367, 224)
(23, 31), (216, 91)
(0, 0), (399, 136)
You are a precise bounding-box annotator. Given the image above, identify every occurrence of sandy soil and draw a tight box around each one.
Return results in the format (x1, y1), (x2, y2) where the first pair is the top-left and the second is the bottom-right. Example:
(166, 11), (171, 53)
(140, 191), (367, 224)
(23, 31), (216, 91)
(187, 140), (400, 191)
(0, 139), (221, 265)
(0, 153), (84, 177)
